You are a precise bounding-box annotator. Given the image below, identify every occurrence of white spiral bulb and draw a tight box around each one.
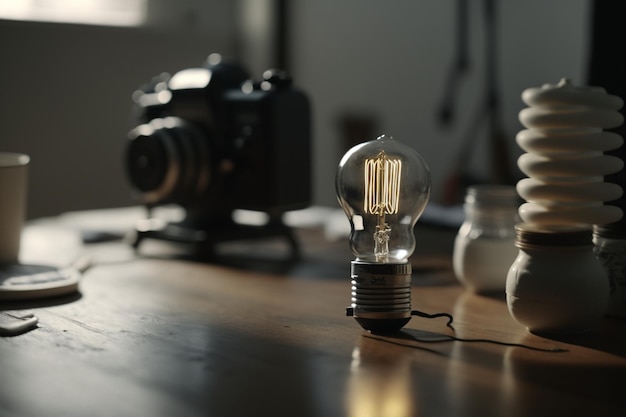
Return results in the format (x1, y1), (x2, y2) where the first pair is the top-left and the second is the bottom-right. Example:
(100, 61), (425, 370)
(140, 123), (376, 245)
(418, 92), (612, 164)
(516, 78), (624, 226)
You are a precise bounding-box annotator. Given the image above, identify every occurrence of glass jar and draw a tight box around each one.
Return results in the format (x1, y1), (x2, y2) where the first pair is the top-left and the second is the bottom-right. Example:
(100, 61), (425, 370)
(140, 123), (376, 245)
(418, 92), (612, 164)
(506, 224), (609, 334)
(593, 227), (626, 318)
(453, 185), (520, 293)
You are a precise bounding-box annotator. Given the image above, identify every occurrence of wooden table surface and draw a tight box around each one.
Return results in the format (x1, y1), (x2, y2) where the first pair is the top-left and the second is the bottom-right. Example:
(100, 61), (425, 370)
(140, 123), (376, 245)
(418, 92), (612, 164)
(1, 208), (625, 417)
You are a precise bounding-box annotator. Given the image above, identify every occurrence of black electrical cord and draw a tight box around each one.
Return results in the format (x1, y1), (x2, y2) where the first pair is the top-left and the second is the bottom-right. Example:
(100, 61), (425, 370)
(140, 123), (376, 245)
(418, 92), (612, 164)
(411, 309), (454, 327)
(364, 332), (568, 353)
(366, 310), (569, 353)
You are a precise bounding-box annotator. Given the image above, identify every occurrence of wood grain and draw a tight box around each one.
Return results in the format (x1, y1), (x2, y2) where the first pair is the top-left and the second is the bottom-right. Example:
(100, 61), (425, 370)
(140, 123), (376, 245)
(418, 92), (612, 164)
(1, 211), (625, 416)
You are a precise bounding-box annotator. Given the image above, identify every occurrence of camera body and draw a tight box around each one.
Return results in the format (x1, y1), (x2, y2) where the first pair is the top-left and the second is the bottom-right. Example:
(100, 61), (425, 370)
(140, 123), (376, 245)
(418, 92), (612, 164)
(126, 54), (311, 229)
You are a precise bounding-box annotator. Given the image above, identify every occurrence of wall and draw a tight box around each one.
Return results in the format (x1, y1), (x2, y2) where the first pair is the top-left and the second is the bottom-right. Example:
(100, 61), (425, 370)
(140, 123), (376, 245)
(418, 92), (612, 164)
(290, 0), (590, 206)
(0, 0), (590, 218)
(0, 0), (237, 218)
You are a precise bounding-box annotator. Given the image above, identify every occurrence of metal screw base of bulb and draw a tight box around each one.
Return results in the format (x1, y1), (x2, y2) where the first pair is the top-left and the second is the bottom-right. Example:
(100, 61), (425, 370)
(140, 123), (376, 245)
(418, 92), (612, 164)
(352, 317), (411, 334)
(349, 261), (412, 333)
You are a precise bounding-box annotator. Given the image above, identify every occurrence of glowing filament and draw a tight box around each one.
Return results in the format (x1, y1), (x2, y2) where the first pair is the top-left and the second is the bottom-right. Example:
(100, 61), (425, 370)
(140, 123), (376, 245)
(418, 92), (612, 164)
(364, 152), (402, 215)
(364, 151), (402, 261)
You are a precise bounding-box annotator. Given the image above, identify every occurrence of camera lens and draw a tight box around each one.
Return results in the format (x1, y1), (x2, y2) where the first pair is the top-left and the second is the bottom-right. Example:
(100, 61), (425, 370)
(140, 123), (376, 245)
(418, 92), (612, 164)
(126, 117), (210, 206)
(126, 128), (169, 193)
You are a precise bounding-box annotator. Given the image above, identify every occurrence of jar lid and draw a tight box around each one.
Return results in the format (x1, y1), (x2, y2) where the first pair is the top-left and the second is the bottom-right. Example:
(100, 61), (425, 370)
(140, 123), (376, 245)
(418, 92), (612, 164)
(515, 223), (592, 247)
(465, 185), (520, 208)
(593, 224), (626, 239)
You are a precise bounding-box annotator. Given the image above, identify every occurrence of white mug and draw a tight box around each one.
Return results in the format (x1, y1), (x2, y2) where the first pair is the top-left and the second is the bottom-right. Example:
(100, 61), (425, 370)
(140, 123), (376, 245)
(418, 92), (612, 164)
(0, 153), (30, 264)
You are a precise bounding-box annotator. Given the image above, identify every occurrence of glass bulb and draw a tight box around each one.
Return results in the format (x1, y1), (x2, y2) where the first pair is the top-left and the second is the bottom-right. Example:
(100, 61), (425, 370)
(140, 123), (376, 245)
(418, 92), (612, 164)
(336, 135), (431, 332)
(336, 135), (431, 263)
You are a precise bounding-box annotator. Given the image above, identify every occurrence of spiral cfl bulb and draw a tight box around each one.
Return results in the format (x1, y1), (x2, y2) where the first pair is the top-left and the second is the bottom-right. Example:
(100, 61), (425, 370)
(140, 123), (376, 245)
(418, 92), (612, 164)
(516, 78), (624, 227)
(336, 135), (431, 332)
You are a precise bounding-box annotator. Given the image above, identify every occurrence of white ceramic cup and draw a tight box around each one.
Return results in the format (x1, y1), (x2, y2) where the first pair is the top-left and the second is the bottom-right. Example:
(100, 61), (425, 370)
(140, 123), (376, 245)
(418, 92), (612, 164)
(0, 153), (30, 264)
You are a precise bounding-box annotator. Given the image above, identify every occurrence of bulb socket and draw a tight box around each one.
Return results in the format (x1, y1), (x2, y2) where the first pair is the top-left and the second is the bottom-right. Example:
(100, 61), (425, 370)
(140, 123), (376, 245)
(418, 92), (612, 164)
(350, 260), (412, 333)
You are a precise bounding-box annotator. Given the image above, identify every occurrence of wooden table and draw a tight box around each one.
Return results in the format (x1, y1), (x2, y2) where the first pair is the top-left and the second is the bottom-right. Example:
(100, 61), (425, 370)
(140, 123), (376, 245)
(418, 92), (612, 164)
(1, 208), (625, 417)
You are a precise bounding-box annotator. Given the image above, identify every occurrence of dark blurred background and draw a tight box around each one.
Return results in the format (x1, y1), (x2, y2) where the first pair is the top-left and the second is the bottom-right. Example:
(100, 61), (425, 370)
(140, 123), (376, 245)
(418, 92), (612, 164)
(0, 0), (592, 218)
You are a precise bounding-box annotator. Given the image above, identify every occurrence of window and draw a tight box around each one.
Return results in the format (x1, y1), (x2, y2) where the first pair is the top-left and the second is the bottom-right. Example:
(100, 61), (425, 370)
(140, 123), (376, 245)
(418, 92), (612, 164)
(0, 0), (147, 27)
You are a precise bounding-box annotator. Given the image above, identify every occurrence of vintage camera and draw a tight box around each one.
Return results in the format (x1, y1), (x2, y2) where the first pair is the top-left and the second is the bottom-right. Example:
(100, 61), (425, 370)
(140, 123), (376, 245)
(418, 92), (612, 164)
(125, 54), (311, 253)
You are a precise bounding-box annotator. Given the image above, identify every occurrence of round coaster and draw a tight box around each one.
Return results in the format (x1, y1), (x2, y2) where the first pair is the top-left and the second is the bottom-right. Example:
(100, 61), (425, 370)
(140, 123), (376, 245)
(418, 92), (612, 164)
(0, 264), (80, 300)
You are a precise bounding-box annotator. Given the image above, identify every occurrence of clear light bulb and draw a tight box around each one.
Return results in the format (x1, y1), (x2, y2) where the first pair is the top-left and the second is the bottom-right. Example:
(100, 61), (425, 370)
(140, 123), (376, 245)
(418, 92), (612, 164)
(336, 135), (431, 332)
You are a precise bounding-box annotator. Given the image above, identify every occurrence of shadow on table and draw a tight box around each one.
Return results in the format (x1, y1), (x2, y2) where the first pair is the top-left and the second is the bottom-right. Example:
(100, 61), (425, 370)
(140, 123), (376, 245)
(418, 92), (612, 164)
(0, 291), (82, 310)
(535, 316), (626, 360)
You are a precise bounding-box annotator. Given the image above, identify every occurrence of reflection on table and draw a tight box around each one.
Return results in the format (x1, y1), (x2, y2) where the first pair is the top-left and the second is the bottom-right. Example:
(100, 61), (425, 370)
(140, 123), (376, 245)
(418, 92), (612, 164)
(0, 207), (624, 417)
